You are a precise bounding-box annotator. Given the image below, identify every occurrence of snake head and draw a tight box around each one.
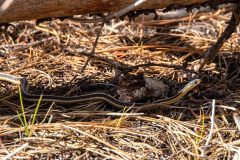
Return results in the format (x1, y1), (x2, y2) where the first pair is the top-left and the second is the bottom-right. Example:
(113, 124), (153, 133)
(180, 79), (201, 92)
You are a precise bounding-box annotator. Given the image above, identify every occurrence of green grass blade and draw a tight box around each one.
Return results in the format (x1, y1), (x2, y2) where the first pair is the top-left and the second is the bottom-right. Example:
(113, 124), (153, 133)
(18, 85), (29, 135)
(29, 95), (42, 136)
(17, 111), (24, 127)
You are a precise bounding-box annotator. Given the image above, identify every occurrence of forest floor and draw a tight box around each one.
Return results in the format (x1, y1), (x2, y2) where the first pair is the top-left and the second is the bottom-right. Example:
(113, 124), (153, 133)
(1, 5), (240, 159)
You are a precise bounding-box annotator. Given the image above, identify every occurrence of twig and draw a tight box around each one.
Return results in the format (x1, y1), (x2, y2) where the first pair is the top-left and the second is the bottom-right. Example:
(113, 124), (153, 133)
(106, 0), (147, 20)
(67, 47), (197, 75)
(80, 22), (105, 73)
(121, 62), (196, 74)
(80, 0), (147, 73)
(198, 3), (240, 71)
(69, 21), (104, 84)
(1, 37), (55, 51)
(67, 47), (227, 83)
(65, 47), (126, 69)
(2, 143), (29, 160)
(201, 99), (216, 159)
(233, 113), (240, 132)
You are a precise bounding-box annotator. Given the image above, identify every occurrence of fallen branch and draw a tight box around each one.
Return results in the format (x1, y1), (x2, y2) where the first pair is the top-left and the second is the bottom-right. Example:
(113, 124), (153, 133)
(198, 2), (240, 70)
(0, 0), (220, 24)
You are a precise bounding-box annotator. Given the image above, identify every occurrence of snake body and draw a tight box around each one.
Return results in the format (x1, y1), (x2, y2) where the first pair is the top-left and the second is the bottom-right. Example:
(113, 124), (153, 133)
(0, 73), (201, 110)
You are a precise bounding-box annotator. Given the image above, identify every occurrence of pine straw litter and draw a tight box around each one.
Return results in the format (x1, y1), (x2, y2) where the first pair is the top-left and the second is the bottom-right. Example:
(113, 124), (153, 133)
(1, 6), (240, 159)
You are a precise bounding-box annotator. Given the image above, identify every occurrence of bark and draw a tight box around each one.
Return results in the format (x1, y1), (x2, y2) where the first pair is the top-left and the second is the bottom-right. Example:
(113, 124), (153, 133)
(0, 0), (210, 24)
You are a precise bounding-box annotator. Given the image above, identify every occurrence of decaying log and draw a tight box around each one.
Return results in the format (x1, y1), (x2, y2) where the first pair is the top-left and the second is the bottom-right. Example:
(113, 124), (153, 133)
(0, 0), (211, 24)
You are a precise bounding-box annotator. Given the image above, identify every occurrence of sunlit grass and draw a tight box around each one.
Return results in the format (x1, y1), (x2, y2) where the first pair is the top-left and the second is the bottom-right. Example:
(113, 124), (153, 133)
(116, 106), (130, 127)
(17, 85), (42, 137)
(196, 109), (205, 145)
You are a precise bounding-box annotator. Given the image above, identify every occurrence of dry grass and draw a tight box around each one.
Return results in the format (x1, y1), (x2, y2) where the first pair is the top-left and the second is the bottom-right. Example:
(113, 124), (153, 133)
(1, 6), (240, 159)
